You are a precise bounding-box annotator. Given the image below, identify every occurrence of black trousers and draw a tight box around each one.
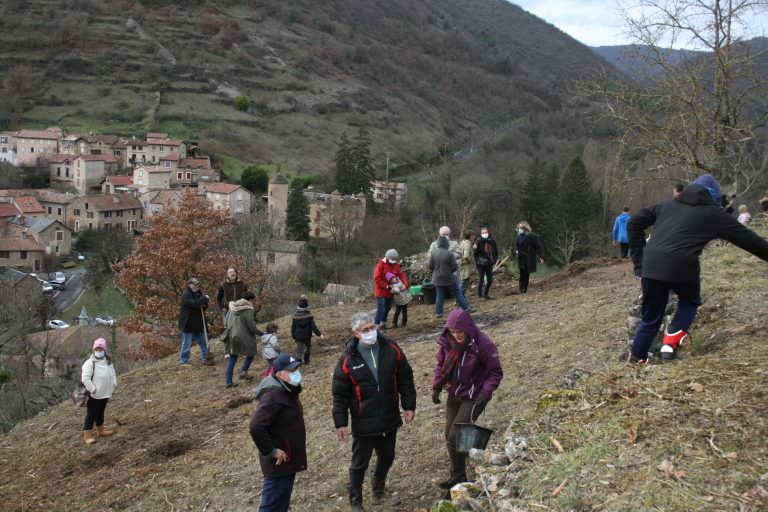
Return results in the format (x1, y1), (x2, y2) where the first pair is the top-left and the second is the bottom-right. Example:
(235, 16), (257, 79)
(477, 265), (493, 297)
(619, 243), (630, 258)
(349, 430), (398, 489)
(393, 305), (408, 326)
(519, 267), (530, 293)
(84, 397), (109, 430)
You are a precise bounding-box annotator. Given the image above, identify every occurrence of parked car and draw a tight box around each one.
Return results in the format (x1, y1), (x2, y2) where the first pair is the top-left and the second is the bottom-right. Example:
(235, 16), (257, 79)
(53, 272), (66, 284)
(51, 281), (66, 291)
(48, 320), (70, 330)
(94, 315), (115, 326)
(41, 281), (54, 293)
(77, 253), (86, 261)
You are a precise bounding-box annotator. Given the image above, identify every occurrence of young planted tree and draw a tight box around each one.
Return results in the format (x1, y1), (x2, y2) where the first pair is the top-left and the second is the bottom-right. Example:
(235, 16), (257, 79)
(114, 189), (267, 357)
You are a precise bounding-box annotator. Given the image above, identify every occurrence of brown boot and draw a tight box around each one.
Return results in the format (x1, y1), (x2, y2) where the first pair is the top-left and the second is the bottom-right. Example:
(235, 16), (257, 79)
(83, 431), (96, 444)
(96, 425), (114, 437)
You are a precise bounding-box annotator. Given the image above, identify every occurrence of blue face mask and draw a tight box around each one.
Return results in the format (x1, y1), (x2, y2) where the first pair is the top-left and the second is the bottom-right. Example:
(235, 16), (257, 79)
(289, 370), (302, 386)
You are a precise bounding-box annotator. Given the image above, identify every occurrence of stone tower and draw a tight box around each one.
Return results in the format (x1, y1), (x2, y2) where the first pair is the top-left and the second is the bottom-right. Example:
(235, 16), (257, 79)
(268, 174), (289, 237)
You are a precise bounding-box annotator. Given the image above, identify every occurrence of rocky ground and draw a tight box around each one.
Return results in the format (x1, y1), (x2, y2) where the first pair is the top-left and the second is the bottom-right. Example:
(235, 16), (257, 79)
(1, 226), (767, 511)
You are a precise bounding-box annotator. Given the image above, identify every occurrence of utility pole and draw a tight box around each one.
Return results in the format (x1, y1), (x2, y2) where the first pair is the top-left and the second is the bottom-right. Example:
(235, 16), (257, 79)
(385, 152), (390, 183)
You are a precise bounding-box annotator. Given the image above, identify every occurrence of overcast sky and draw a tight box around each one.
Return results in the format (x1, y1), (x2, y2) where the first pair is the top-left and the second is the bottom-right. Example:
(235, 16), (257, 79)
(510, 0), (768, 47)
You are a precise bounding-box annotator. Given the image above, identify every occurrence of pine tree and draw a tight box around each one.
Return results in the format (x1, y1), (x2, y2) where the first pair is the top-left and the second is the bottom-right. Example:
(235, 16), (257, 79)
(286, 178), (310, 241)
(539, 164), (561, 260)
(521, 158), (546, 229)
(335, 129), (374, 195)
(559, 157), (597, 233)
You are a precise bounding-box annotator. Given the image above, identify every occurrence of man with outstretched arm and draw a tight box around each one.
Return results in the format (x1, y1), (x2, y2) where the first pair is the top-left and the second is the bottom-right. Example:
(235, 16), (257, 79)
(628, 174), (768, 363)
(332, 312), (417, 512)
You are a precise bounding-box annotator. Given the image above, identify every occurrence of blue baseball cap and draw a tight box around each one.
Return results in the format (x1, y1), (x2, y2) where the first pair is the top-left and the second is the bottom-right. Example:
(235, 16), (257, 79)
(272, 353), (302, 373)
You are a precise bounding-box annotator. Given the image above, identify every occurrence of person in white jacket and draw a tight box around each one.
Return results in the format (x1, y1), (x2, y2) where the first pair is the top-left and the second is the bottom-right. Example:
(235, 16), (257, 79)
(81, 337), (118, 445)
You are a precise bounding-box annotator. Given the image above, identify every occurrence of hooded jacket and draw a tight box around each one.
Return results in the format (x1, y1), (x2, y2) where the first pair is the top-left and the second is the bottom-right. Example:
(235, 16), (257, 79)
(373, 259), (408, 299)
(612, 212), (631, 244)
(429, 237), (459, 287)
(629, 182), (768, 282)
(250, 375), (307, 478)
(332, 333), (416, 437)
(433, 309), (503, 402)
(291, 309), (322, 342)
(178, 286), (209, 333)
(458, 239), (475, 280)
(223, 299), (262, 357)
(261, 333), (280, 361)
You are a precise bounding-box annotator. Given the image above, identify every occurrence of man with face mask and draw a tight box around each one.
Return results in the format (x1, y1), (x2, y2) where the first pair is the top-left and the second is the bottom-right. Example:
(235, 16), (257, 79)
(332, 312), (417, 511)
(250, 354), (307, 512)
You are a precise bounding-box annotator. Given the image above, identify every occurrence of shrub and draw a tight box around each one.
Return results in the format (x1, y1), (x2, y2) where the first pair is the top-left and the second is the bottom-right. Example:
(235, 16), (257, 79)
(234, 95), (250, 111)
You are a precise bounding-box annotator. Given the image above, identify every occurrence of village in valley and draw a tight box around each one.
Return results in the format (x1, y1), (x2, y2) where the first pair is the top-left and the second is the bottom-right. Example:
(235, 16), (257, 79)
(0, 126), (383, 277)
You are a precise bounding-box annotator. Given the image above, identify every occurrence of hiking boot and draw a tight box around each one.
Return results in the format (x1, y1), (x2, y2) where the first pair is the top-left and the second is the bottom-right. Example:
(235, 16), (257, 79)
(303, 353), (311, 365)
(179, 363), (191, 368)
(83, 431), (96, 445)
(238, 370), (253, 381)
(660, 329), (688, 361)
(483, 295), (492, 300)
(225, 382), (238, 388)
(96, 425), (114, 437)
(372, 479), (401, 506)
(202, 357), (215, 366)
(438, 473), (467, 489)
(349, 485), (363, 511)
(629, 354), (649, 365)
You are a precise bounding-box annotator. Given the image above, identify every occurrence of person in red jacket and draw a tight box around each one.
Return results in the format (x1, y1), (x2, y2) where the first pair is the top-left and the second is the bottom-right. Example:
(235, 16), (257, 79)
(373, 249), (408, 329)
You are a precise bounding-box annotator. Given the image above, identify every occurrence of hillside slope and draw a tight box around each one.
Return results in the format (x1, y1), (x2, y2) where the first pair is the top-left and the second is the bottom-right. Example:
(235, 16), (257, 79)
(0, 0), (618, 168)
(3, 224), (766, 511)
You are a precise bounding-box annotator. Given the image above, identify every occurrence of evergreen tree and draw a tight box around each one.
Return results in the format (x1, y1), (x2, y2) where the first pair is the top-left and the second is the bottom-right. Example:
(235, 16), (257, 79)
(335, 129), (374, 195)
(521, 158), (546, 228)
(240, 165), (269, 193)
(286, 178), (310, 241)
(539, 164), (561, 260)
(556, 157), (600, 261)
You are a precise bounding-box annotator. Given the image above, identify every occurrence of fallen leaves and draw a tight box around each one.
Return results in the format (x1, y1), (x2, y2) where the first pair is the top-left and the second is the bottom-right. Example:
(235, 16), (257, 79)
(551, 477), (569, 497)
(627, 426), (638, 445)
(549, 437), (564, 453)
(657, 459), (686, 480)
(687, 382), (705, 393)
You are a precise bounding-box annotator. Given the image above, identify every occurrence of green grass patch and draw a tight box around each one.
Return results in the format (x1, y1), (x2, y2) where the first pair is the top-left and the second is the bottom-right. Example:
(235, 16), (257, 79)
(63, 281), (133, 320)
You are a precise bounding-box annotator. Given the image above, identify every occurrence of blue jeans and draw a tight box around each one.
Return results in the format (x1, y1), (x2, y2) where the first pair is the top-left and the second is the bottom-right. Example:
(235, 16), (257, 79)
(435, 281), (469, 317)
(259, 473), (296, 512)
(631, 278), (701, 359)
(375, 297), (393, 325)
(226, 354), (254, 385)
(454, 275), (470, 306)
(180, 331), (208, 364)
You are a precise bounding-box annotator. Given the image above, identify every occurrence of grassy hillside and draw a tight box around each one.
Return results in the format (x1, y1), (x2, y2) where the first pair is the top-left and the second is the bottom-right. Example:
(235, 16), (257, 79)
(4, 219), (766, 511)
(0, 0), (619, 170)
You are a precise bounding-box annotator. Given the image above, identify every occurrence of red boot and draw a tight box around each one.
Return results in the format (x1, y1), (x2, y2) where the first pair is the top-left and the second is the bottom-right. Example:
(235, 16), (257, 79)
(660, 329), (688, 361)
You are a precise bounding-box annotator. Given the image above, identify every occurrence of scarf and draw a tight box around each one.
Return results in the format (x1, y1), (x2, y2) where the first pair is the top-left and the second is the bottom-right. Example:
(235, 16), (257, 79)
(437, 337), (467, 388)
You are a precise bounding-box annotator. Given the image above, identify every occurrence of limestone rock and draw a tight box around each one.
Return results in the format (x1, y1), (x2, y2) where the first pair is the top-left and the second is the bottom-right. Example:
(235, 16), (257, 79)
(504, 436), (530, 461)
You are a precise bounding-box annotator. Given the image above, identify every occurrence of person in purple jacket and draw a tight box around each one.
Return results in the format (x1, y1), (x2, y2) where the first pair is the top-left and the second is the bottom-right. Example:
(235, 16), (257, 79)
(431, 309), (503, 489)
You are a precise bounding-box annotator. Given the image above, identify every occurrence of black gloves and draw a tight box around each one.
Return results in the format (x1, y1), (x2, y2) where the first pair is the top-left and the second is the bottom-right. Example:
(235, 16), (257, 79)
(432, 389), (441, 404)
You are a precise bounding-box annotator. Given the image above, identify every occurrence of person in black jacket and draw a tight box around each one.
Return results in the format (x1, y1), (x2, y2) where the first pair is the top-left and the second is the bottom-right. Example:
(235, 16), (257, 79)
(629, 174), (768, 363)
(474, 227), (499, 299)
(291, 296), (325, 364)
(515, 221), (544, 294)
(250, 353), (307, 512)
(178, 278), (213, 366)
(332, 312), (417, 512)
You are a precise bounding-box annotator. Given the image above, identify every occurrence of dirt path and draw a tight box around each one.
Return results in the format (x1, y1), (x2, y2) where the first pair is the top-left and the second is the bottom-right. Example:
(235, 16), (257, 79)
(0, 260), (637, 511)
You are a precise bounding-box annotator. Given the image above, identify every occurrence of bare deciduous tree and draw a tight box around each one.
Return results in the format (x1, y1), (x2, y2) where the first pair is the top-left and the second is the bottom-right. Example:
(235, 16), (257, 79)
(596, 0), (768, 193)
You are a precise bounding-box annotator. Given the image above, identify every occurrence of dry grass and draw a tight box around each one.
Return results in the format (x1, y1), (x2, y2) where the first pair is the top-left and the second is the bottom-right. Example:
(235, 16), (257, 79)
(1, 228), (767, 511)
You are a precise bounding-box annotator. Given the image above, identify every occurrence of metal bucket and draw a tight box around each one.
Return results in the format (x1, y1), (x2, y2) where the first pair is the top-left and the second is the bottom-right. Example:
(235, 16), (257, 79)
(455, 404), (494, 454)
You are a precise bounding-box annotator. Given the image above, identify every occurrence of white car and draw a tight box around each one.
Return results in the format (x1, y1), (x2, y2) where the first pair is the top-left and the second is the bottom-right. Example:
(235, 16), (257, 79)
(94, 315), (115, 326)
(41, 281), (54, 293)
(48, 320), (70, 330)
(53, 272), (66, 284)
(77, 253), (86, 261)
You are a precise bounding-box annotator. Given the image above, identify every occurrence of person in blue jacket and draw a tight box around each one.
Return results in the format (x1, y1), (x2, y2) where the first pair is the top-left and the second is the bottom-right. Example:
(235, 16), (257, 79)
(612, 207), (631, 258)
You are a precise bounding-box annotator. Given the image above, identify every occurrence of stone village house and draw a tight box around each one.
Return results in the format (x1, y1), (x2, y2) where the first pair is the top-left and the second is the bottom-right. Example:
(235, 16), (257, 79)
(67, 194), (142, 233)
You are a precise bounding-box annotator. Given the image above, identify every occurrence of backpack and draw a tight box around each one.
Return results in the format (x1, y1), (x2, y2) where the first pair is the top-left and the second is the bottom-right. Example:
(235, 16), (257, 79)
(72, 359), (95, 407)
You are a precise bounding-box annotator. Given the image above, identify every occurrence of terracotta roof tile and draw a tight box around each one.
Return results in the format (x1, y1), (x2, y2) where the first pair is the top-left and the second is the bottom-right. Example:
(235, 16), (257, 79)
(0, 237), (44, 251)
(136, 165), (172, 173)
(16, 128), (61, 140)
(0, 203), (19, 217)
(76, 154), (117, 163)
(14, 196), (45, 213)
(179, 157), (211, 169)
(73, 194), (142, 211)
(205, 183), (242, 194)
(106, 175), (133, 186)
(160, 152), (181, 161)
(43, 153), (76, 163)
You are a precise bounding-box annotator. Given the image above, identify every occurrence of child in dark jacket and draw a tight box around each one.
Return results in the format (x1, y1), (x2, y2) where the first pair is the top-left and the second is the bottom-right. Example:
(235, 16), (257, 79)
(291, 296), (325, 364)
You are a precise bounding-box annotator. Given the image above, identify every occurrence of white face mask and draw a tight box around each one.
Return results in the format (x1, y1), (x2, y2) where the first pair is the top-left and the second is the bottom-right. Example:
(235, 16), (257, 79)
(360, 329), (378, 346)
(388, 259), (397, 265)
(481, 233), (489, 239)
(289, 370), (302, 386)
(518, 229), (525, 235)
(94, 350), (105, 359)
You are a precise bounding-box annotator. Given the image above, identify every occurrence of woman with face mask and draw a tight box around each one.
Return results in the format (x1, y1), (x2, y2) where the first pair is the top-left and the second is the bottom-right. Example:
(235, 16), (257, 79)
(474, 227), (499, 299)
(81, 338), (118, 445)
(515, 221), (544, 294)
(250, 353), (307, 512)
